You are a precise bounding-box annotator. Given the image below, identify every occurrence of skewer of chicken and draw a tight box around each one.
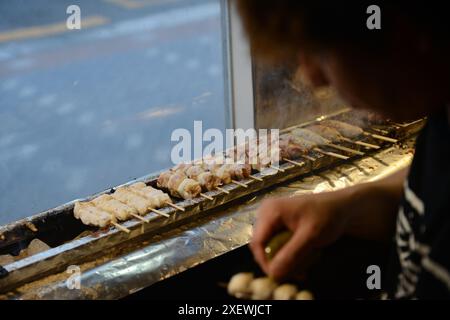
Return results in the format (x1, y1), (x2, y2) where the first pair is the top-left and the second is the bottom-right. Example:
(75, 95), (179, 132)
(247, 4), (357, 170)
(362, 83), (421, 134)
(128, 182), (174, 216)
(92, 193), (150, 223)
(171, 165), (221, 200)
(236, 136), (308, 170)
(112, 186), (170, 218)
(291, 128), (364, 156)
(321, 119), (397, 143)
(284, 132), (349, 160)
(307, 124), (380, 149)
(228, 139), (284, 173)
(200, 156), (252, 188)
(175, 165), (222, 191)
(74, 201), (130, 233)
(157, 171), (202, 200)
(199, 161), (233, 193)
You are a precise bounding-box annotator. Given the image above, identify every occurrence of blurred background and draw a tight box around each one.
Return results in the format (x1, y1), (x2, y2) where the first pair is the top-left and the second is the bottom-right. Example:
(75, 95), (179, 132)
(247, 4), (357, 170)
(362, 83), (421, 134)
(0, 0), (228, 224)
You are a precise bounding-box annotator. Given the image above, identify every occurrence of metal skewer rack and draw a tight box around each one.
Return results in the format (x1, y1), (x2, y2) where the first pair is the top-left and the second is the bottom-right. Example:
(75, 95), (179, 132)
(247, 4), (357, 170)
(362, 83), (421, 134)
(0, 109), (425, 293)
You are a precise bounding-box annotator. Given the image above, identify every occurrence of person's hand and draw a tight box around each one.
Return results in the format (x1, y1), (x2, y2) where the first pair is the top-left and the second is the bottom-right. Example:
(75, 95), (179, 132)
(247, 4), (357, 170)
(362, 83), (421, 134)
(251, 168), (407, 281)
(251, 191), (351, 281)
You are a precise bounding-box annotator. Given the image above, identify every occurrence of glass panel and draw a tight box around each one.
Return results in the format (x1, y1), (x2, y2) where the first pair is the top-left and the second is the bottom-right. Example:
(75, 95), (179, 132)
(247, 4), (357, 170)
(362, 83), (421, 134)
(253, 62), (346, 130)
(0, 0), (228, 224)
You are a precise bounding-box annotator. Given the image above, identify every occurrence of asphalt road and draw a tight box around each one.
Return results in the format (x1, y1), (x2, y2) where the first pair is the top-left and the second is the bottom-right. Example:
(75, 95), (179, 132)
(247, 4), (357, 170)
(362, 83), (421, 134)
(0, 0), (228, 224)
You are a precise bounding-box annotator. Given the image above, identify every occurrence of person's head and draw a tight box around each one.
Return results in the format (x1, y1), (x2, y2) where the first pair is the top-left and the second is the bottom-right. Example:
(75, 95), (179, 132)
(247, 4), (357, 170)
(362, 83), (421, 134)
(237, 1), (450, 121)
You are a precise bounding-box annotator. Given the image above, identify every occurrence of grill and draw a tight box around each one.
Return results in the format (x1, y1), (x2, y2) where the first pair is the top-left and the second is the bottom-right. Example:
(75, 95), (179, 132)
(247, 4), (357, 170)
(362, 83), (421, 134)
(0, 108), (425, 298)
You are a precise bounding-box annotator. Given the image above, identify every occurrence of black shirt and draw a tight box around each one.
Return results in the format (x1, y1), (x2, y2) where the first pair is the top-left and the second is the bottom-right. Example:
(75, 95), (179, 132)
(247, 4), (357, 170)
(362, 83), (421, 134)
(387, 108), (450, 299)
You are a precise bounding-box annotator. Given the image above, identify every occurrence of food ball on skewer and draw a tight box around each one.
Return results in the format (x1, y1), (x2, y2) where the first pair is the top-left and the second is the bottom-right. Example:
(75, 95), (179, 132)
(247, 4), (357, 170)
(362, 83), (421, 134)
(227, 272), (254, 298)
(273, 284), (298, 300)
(295, 290), (314, 300)
(249, 277), (278, 300)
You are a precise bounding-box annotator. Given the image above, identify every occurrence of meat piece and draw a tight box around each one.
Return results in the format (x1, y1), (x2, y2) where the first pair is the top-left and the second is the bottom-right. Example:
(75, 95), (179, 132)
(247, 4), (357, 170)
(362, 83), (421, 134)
(157, 171), (172, 189)
(186, 166), (222, 191)
(321, 120), (363, 138)
(210, 165), (232, 184)
(285, 134), (317, 150)
(26, 239), (51, 256)
(291, 128), (329, 145)
(279, 138), (307, 159)
(307, 124), (344, 141)
(167, 172), (186, 192)
(92, 194), (138, 221)
(74, 202), (114, 228)
(129, 183), (172, 207)
(111, 187), (152, 215)
(158, 171), (202, 199)
(227, 164), (251, 180)
(176, 178), (202, 199)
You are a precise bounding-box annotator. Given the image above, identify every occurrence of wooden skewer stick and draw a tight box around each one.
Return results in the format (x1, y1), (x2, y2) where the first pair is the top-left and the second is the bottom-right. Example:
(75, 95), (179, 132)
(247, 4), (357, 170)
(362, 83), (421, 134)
(200, 193), (214, 201)
(300, 154), (316, 162)
(130, 213), (149, 223)
(232, 180), (248, 188)
(270, 165), (285, 172)
(340, 137), (380, 149)
(389, 122), (406, 128)
(165, 202), (185, 212)
(314, 148), (349, 160)
(371, 127), (390, 135)
(111, 222), (130, 233)
(363, 131), (398, 143)
(249, 175), (263, 182)
(216, 186), (230, 194)
(324, 143), (365, 156)
(150, 208), (170, 218)
(283, 158), (305, 167)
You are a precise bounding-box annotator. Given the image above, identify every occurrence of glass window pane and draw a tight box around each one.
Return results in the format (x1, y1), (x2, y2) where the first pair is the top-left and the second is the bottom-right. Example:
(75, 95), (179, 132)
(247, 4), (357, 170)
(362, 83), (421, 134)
(0, 0), (228, 224)
(253, 62), (345, 130)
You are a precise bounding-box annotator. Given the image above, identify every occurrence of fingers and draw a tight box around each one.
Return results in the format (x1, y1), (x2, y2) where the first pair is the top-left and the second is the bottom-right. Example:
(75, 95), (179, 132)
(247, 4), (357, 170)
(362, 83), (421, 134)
(268, 224), (315, 281)
(250, 199), (284, 274)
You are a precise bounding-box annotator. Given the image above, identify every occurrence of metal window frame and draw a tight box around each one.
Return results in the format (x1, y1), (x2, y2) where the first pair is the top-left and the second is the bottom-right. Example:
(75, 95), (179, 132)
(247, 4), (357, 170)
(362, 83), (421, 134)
(221, 0), (255, 130)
